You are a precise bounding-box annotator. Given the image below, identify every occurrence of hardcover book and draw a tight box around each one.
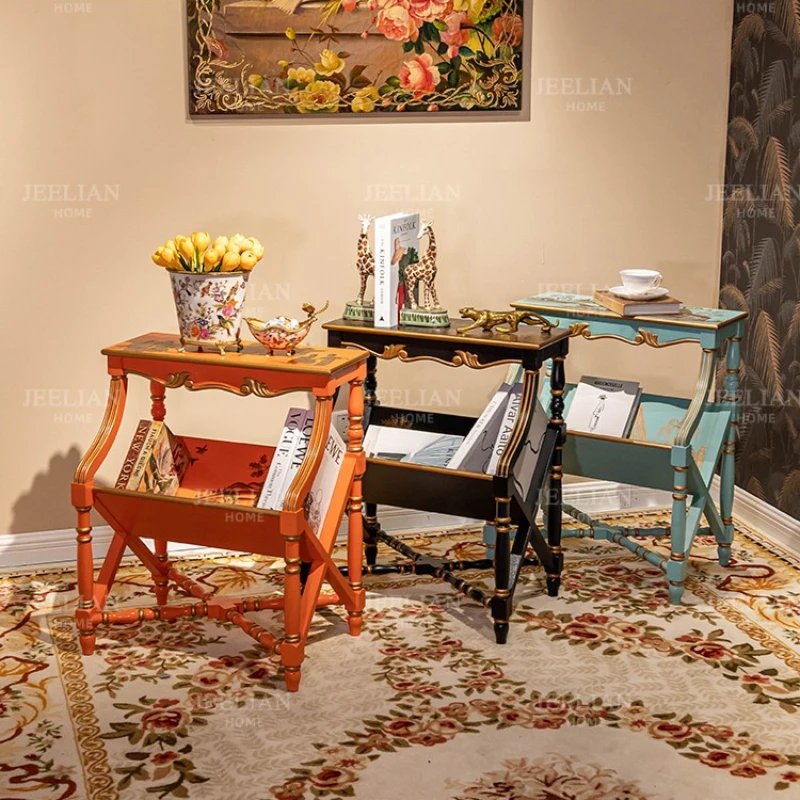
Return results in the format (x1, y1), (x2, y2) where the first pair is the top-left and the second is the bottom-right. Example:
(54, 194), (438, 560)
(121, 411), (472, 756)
(363, 426), (464, 468)
(593, 289), (681, 317)
(304, 426), (347, 536)
(274, 410), (315, 510)
(566, 376), (642, 438)
(486, 382), (524, 476)
(447, 381), (514, 473)
(374, 212), (420, 328)
(115, 419), (152, 489)
(118, 420), (191, 496)
(138, 424), (192, 495)
(256, 408), (307, 510)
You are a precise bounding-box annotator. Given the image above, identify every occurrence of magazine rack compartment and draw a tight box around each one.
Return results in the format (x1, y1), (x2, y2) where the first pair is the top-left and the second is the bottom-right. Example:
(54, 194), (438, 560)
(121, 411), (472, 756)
(325, 317), (572, 644)
(71, 333), (368, 691)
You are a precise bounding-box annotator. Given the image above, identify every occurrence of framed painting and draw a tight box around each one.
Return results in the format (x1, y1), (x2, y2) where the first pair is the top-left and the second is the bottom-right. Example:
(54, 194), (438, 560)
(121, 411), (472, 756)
(187, 0), (526, 117)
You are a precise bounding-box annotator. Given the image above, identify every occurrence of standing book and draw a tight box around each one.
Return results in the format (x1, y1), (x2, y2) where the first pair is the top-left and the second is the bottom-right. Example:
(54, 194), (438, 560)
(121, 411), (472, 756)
(274, 410), (315, 509)
(139, 424), (192, 495)
(486, 382), (523, 476)
(256, 408), (307, 509)
(115, 419), (152, 489)
(374, 212), (420, 328)
(304, 426), (347, 536)
(116, 420), (191, 495)
(566, 376), (642, 437)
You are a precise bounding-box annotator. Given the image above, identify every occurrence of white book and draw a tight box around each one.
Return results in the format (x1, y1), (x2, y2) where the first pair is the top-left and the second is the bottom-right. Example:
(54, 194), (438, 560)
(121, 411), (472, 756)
(256, 408), (307, 509)
(566, 376), (641, 438)
(304, 426), (347, 536)
(374, 212), (420, 328)
(274, 410), (315, 510)
(447, 383), (513, 472)
(364, 425), (464, 468)
(487, 382), (523, 476)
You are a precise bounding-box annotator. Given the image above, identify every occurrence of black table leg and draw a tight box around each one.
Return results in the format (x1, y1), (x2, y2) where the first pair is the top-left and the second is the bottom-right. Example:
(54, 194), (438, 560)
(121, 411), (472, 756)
(546, 355), (565, 597)
(490, 493), (512, 644)
(363, 353), (380, 566)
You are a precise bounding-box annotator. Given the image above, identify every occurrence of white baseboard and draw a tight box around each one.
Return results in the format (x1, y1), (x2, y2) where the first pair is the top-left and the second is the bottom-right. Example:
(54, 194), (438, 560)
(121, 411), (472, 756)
(1, 479), (796, 571)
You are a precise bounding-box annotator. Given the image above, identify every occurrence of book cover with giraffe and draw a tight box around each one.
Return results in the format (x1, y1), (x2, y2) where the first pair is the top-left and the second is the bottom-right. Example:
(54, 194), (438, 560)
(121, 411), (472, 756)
(373, 212), (420, 328)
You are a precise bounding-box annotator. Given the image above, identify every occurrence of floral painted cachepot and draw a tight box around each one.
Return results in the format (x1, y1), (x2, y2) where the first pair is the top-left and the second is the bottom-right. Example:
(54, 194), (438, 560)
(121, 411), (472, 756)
(169, 270), (250, 353)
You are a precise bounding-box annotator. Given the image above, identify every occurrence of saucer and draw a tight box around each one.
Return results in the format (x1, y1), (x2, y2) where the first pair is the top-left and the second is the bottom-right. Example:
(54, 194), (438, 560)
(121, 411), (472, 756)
(609, 286), (670, 301)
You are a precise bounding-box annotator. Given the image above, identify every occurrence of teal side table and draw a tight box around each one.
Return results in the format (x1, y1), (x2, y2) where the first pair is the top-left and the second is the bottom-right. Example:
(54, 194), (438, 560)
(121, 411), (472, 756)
(482, 293), (748, 605)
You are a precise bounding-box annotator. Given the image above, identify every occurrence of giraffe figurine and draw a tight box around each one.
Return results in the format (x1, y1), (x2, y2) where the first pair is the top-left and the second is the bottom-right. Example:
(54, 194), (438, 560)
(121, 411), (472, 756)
(355, 213), (375, 305)
(404, 219), (440, 310)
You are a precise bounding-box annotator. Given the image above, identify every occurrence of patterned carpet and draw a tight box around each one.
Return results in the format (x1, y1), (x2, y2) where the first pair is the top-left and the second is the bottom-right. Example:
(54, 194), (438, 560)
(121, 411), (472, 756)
(3, 510), (800, 800)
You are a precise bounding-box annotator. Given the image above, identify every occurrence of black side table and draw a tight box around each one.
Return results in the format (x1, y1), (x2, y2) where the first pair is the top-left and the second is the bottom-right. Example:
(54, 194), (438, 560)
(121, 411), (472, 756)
(324, 317), (570, 644)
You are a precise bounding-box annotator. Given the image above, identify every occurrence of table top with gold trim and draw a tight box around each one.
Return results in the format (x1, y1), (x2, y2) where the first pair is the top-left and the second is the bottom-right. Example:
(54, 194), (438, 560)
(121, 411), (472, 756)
(323, 317), (572, 350)
(102, 333), (367, 377)
(511, 293), (747, 331)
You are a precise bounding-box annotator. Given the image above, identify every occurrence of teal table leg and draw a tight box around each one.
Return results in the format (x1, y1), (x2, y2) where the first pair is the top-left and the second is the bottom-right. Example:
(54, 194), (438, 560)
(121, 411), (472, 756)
(667, 446), (690, 605)
(717, 335), (741, 567)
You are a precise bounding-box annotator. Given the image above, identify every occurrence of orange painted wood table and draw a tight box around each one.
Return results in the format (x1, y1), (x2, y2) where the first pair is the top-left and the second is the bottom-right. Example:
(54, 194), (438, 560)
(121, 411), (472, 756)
(71, 333), (368, 691)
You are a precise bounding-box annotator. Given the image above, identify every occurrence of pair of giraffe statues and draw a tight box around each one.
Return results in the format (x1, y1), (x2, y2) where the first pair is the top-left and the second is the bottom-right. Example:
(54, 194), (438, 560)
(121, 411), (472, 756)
(354, 214), (441, 311)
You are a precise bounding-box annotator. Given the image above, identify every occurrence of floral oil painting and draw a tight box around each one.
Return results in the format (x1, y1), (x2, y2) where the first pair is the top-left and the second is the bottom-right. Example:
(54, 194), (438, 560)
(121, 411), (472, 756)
(187, 0), (526, 116)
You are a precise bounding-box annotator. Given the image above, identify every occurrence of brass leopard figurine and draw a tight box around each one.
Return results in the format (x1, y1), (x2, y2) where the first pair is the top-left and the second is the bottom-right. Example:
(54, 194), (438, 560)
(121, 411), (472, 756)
(456, 307), (553, 335)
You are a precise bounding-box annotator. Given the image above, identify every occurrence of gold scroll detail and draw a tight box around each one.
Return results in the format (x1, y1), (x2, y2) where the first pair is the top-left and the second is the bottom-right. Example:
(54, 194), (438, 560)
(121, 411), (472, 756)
(362, 344), (517, 370)
(126, 370), (308, 398)
(567, 323), (696, 349)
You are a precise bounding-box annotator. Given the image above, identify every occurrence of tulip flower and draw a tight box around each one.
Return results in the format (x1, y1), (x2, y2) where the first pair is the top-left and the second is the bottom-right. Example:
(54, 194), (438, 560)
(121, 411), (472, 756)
(204, 247), (222, 272)
(178, 238), (195, 260)
(152, 249), (167, 267)
(161, 248), (178, 268)
(222, 251), (241, 272)
(213, 236), (229, 251)
(192, 231), (211, 253)
(240, 250), (258, 270)
(249, 238), (265, 259)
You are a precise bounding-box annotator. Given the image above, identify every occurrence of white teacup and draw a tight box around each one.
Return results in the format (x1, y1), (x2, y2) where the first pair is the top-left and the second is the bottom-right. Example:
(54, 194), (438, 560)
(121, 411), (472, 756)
(620, 269), (661, 291)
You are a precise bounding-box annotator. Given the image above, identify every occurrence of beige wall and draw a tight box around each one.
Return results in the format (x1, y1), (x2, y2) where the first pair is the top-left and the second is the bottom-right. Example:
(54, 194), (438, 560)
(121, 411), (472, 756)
(0, 0), (732, 537)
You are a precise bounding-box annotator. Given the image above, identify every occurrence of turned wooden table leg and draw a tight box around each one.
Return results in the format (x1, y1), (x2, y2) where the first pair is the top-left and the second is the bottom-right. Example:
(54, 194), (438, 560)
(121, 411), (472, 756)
(547, 355), (566, 597)
(282, 532), (303, 692)
(150, 380), (171, 605)
(75, 505), (97, 654)
(347, 372), (366, 635)
(718, 335), (741, 566)
(363, 354), (380, 566)
(491, 493), (512, 644)
(72, 373), (128, 654)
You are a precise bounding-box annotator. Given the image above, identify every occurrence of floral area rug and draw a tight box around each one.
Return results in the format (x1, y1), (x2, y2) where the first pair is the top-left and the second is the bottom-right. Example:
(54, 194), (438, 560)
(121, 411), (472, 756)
(3, 510), (800, 800)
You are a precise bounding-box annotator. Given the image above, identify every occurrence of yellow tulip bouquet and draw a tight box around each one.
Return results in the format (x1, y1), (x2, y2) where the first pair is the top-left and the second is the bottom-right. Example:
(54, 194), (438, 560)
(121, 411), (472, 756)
(152, 232), (265, 273)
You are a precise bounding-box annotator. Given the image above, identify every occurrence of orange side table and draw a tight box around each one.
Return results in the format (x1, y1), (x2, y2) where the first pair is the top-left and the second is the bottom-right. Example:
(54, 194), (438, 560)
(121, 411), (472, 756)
(71, 333), (367, 691)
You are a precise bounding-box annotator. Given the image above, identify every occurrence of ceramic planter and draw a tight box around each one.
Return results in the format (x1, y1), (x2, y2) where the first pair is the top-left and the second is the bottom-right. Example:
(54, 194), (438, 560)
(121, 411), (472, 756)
(169, 270), (250, 353)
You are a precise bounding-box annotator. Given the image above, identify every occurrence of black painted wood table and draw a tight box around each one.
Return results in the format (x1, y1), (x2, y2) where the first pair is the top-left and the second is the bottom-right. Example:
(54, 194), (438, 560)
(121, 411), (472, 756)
(324, 317), (571, 644)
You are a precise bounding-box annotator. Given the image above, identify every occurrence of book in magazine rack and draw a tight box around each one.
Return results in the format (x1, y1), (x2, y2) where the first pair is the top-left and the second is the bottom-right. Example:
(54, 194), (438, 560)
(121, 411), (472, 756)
(500, 293), (748, 604)
(324, 318), (572, 644)
(71, 333), (368, 691)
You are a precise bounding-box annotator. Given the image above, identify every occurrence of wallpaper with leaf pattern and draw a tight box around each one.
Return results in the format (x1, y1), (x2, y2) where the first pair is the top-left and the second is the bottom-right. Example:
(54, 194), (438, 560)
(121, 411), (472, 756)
(721, 0), (800, 521)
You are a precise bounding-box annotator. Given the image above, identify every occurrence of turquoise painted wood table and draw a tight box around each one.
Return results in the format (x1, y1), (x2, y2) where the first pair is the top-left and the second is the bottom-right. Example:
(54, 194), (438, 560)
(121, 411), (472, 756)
(483, 293), (748, 605)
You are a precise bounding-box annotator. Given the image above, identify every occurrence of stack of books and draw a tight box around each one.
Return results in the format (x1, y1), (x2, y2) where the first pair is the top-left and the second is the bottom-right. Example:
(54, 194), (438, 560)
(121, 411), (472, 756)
(593, 289), (681, 317)
(256, 407), (347, 536)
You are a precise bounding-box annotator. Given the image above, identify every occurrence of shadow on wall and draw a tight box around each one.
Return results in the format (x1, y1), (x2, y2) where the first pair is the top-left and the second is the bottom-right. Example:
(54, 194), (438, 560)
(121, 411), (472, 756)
(10, 447), (83, 534)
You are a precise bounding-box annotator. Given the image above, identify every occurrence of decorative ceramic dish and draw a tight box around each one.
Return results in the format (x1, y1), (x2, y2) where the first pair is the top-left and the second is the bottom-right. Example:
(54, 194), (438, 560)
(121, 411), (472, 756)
(608, 286), (670, 301)
(245, 301), (329, 355)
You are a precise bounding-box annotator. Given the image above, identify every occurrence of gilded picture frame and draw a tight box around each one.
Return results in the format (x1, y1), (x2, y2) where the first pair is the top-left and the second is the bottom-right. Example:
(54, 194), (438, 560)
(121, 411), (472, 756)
(187, 0), (527, 117)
